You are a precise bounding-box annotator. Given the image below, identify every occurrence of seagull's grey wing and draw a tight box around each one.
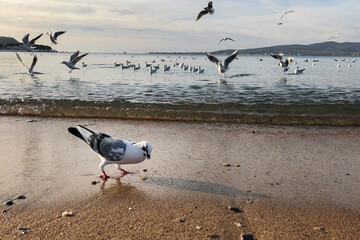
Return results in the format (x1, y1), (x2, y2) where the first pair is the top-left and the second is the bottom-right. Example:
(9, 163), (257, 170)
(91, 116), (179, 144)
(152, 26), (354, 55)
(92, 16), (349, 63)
(224, 50), (238, 69)
(71, 53), (88, 65)
(206, 52), (220, 65)
(70, 51), (80, 62)
(22, 34), (29, 45)
(54, 31), (66, 40)
(270, 54), (283, 61)
(29, 55), (38, 73)
(29, 33), (43, 46)
(99, 138), (128, 161)
(226, 38), (235, 42)
(16, 53), (29, 70)
(195, 10), (208, 21)
(218, 38), (224, 45)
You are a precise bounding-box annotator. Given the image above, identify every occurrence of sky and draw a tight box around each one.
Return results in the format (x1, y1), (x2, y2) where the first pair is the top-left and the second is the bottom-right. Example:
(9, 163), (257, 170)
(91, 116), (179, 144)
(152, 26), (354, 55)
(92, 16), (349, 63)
(0, 0), (359, 53)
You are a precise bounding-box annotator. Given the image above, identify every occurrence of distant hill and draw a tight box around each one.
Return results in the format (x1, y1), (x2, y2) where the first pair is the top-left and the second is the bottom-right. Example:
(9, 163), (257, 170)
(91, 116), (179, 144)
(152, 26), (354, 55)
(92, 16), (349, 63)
(213, 42), (360, 56)
(0, 35), (54, 51)
(0, 36), (19, 47)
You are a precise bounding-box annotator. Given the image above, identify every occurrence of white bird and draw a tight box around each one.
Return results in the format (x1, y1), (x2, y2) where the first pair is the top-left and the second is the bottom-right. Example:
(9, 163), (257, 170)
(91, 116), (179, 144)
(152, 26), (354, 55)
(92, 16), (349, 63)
(218, 37), (235, 45)
(16, 52), (38, 75)
(270, 54), (294, 70)
(328, 33), (340, 40)
(68, 125), (153, 179)
(206, 50), (238, 73)
(133, 64), (140, 71)
(47, 31), (66, 45)
(337, 64), (341, 68)
(61, 51), (88, 73)
(294, 66), (305, 74)
(195, 1), (214, 21)
(20, 33), (43, 54)
(280, 10), (294, 20)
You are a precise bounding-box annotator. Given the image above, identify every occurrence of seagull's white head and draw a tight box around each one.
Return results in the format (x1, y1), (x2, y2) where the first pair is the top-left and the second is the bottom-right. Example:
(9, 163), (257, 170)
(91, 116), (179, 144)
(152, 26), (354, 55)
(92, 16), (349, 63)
(47, 31), (52, 36)
(140, 142), (153, 159)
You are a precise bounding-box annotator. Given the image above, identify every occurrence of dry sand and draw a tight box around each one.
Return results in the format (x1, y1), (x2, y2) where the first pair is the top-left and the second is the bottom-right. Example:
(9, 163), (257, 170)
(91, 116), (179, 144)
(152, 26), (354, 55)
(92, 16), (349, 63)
(0, 116), (359, 239)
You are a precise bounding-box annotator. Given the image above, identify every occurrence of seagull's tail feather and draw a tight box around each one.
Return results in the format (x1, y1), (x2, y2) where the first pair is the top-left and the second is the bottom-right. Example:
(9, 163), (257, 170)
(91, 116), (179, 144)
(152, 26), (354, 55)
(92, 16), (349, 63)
(68, 125), (97, 144)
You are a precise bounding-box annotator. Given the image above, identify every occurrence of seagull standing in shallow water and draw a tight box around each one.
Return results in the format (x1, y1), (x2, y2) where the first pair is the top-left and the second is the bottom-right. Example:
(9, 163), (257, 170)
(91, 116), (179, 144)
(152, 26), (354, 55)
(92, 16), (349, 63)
(47, 31), (66, 45)
(195, 1), (214, 21)
(16, 53), (38, 76)
(61, 51), (88, 73)
(68, 125), (153, 179)
(206, 50), (238, 74)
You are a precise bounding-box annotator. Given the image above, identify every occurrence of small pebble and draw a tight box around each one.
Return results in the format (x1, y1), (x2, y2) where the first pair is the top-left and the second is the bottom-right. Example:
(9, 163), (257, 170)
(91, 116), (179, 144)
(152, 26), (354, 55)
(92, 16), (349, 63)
(241, 233), (254, 240)
(17, 195), (26, 200)
(234, 222), (242, 227)
(4, 201), (13, 206)
(128, 207), (134, 211)
(2, 209), (8, 213)
(141, 176), (147, 181)
(313, 227), (326, 232)
(196, 226), (202, 230)
(206, 234), (220, 239)
(62, 211), (74, 217)
(175, 217), (186, 223)
(17, 227), (30, 231)
(228, 206), (242, 213)
(91, 181), (99, 185)
(26, 120), (37, 123)
(234, 164), (240, 167)
(223, 163), (231, 167)
(142, 169), (148, 172)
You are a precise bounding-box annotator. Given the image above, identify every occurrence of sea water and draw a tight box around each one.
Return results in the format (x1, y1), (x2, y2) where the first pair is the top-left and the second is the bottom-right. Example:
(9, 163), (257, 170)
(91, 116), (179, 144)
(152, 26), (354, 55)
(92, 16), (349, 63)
(0, 51), (359, 124)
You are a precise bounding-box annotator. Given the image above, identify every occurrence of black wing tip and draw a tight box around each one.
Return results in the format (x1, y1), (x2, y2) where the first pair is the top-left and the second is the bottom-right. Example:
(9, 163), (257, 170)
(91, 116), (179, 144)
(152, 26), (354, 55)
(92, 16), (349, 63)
(68, 127), (87, 142)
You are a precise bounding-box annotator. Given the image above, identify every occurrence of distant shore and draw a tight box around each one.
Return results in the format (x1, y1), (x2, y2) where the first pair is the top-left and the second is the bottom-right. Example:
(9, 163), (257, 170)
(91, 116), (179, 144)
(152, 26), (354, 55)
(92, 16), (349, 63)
(0, 116), (359, 239)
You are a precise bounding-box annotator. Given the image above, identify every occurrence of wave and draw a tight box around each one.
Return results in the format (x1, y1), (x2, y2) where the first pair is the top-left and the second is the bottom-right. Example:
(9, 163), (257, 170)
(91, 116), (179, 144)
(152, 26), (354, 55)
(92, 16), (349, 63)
(0, 98), (359, 125)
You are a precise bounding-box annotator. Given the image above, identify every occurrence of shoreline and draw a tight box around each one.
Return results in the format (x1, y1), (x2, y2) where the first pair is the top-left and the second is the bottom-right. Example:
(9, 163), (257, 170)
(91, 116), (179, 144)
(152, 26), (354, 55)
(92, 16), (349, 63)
(1, 116), (359, 239)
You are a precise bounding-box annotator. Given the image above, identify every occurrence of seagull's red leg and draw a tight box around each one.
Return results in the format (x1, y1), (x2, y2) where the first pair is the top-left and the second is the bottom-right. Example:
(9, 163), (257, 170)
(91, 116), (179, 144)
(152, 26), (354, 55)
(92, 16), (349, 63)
(100, 171), (110, 179)
(121, 169), (130, 175)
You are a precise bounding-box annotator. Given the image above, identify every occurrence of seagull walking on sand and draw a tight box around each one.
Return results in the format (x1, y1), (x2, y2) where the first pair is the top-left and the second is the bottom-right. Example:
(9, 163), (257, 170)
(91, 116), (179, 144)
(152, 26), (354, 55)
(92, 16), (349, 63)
(47, 31), (66, 45)
(68, 125), (153, 179)
(16, 52), (38, 75)
(328, 33), (340, 40)
(206, 50), (238, 74)
(61, 51), (88, 73)
(195, 1), (214, 21)
(20, 33), (43, 54)
(218, 37), (235, 45)
(280, 10), (294, 20)
(270, 53), (294, 72)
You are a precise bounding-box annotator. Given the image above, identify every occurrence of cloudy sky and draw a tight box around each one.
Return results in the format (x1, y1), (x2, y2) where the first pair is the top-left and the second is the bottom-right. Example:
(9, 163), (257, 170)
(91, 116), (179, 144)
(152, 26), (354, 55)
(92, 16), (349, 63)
(0, 0), (359, 53)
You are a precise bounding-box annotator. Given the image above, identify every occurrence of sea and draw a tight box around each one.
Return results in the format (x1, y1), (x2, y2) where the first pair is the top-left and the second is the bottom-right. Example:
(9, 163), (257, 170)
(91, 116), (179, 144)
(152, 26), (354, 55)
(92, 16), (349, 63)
(1, 51), (359, 125)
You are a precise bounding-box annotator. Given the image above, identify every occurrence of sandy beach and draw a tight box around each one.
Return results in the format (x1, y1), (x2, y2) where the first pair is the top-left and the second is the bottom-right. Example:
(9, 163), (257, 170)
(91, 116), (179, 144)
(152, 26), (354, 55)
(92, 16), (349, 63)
(1, 116), (359, 239)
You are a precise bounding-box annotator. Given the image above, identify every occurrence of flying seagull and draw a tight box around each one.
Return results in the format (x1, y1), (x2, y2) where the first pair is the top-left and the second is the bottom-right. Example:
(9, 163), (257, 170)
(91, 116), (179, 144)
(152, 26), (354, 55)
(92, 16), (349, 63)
(270, 53), (294, 72)
(68, 125), (153, 179)
(280, 10), (294, 20)
(61, 51), (88, 73)
(328, 33), (340, 40)
(47, 31), (66, 45)
(16, 52), (38, 75)
(21, 33), (43, 54)
(206, 50), (238, 73)
(195, 1), (214, 21)
(218, 37), (235, 45)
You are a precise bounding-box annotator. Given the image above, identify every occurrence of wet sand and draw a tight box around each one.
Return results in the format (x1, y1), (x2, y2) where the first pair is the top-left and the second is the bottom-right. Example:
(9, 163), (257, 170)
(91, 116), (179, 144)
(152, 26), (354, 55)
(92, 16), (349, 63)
(0, 116), (360, 239)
